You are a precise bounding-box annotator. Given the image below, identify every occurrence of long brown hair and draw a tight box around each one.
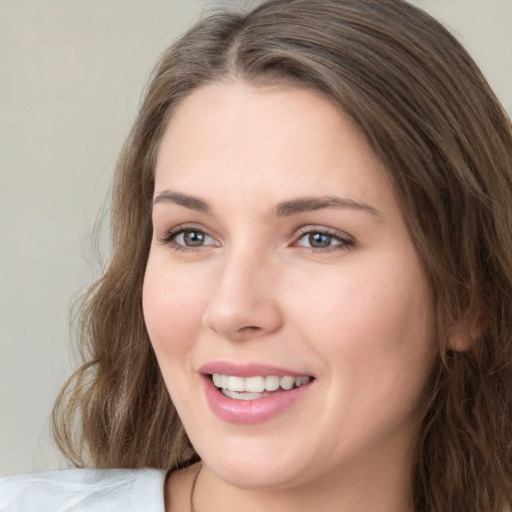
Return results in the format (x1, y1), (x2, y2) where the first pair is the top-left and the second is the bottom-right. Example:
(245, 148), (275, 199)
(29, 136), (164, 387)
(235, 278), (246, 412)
(52, 1), (512, 510)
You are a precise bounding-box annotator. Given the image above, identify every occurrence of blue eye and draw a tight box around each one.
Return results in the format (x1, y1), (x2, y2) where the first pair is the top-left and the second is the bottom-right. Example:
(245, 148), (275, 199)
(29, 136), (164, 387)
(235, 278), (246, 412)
(175, 230), (213, 247)
(161, 228), (217, 249)
(302, 232), (335, 248)
(295, 230), (352, 251)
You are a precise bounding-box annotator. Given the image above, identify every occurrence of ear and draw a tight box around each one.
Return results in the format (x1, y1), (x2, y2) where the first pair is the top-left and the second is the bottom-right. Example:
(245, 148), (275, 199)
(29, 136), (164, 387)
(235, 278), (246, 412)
(447, 314), (484, 352)
(448, 323), (472, 352)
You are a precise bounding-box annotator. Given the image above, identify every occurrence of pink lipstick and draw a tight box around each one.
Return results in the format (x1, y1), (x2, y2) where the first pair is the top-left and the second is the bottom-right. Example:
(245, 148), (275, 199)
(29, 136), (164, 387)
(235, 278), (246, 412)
(200, 362), (314, 424)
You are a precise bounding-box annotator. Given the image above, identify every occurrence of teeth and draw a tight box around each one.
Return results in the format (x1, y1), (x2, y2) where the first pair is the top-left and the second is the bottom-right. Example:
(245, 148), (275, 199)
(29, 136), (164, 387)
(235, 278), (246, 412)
(245, 376), (265, 393)
(227, 376), (245, 392)
(280, 376), (295, 390)
(265, 376), (280, 391)
(212, 373), (222, 387)
(223, 390), (268, 400)
(296, 376), (310, 387)
(212, 373), (311, 393)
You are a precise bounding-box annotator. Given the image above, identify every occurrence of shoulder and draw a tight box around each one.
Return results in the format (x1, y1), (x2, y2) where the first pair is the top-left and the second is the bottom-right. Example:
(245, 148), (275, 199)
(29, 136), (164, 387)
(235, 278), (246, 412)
(0, 468), (167, 512)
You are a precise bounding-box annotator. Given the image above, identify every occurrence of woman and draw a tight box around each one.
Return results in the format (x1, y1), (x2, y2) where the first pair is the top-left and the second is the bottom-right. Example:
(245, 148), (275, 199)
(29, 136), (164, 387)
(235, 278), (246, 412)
(2, 0), (512, 511)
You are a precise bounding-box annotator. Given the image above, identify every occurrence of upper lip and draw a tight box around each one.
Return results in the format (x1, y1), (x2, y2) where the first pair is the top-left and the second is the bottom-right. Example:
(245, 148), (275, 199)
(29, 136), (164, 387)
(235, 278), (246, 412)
(199, 361), (313, 378)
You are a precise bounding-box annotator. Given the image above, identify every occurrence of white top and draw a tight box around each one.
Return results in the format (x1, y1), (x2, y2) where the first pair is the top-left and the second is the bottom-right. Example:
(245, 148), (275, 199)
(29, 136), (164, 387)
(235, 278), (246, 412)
(0, 468), (167, 511)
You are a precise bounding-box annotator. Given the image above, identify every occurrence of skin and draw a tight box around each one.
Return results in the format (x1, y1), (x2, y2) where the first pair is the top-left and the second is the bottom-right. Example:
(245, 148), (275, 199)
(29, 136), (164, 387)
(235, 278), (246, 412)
(143, 82), (438, 512)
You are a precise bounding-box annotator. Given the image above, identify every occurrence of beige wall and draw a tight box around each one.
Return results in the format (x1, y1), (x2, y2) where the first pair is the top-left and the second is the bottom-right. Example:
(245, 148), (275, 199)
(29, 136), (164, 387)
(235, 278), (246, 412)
(411, 0), (512, 114)
(1, 0), (511, 476)
(0, 0), (218, 476)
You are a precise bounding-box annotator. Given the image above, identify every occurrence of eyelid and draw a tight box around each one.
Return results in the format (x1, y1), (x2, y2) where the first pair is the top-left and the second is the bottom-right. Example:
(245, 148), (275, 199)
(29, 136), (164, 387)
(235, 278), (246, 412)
(292, 225), (354, 251)
(158, 223), (220, 249)
(156, 222), (353, 252)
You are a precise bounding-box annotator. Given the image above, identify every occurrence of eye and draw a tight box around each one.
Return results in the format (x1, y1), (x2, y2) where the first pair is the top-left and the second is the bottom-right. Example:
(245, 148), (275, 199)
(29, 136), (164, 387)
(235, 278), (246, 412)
(294, 228), (353, 252)
(175, 230), (213, 247)
(159, 227), (218, 250)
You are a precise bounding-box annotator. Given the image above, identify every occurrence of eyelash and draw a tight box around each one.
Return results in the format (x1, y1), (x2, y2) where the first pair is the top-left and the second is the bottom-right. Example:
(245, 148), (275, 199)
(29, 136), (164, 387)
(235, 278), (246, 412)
(158, 225), (354, 253)
(293, 227), (354, 252)
(158, 225), (215, 252)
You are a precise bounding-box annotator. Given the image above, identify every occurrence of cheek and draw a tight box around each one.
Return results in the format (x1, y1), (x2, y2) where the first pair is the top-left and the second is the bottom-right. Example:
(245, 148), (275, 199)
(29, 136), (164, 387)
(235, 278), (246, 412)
(142, 256), (207, 358)
(291, 258), (433, 339)
(285, 255), (437, 392)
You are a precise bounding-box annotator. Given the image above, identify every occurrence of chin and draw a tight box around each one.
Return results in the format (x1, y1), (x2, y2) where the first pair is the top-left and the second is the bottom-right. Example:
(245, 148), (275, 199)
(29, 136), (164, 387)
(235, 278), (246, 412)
(189, 429), (324, 491)
(203, 455), (305, 490)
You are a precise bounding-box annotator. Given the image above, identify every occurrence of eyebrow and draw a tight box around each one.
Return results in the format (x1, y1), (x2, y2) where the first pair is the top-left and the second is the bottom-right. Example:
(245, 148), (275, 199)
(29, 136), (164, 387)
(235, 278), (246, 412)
(152, 190), (380, 218)
(274, 196), (381, 217)
(153, 190), (210, 212)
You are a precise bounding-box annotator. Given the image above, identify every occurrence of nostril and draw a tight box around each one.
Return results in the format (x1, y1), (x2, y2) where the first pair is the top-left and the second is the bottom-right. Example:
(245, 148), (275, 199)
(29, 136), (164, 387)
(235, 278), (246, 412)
(238, 326), (262, 334)
(201, 292), (283, 339)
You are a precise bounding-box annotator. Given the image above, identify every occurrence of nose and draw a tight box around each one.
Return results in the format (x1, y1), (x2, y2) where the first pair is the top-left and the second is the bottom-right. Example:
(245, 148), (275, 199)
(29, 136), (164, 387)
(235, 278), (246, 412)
(201, 249), (283, 341)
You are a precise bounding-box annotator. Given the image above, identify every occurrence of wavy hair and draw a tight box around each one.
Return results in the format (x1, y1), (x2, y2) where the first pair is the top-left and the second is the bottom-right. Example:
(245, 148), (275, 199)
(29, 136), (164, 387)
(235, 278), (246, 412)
(52, 1), (512, 510)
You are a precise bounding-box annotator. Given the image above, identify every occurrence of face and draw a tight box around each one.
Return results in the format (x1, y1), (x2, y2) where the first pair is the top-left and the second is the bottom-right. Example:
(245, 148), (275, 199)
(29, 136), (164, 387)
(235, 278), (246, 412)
(143, 82), (437, 492)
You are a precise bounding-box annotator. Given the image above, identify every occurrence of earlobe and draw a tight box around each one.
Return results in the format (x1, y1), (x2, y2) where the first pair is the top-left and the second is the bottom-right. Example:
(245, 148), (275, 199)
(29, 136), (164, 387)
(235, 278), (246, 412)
(447, 314), (484, 352)
(448, 323), (472, 352)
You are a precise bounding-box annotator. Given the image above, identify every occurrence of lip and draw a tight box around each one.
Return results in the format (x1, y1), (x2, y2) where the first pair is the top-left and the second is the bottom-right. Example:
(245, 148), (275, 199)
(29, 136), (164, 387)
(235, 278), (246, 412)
(199, 361), (311, 378)
(199, 362), (314, 424)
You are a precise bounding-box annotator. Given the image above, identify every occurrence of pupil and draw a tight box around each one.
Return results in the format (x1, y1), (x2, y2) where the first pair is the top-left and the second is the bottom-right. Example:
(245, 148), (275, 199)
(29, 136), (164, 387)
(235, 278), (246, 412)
(309, 233), (331, 248)
(184, 231), (204, 246)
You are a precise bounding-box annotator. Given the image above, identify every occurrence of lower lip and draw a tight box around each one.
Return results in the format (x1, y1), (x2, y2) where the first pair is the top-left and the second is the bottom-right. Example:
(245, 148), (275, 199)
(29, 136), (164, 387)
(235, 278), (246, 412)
(202, 376), (312, 424)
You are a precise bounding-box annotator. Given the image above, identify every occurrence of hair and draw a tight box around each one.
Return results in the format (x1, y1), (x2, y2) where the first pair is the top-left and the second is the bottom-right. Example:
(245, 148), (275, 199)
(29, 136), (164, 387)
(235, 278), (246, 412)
(52, 1), (512, 510)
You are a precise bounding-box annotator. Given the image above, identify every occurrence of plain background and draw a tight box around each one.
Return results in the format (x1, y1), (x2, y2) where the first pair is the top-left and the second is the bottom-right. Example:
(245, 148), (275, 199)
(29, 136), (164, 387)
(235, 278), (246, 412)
(1, 0), (511, 477)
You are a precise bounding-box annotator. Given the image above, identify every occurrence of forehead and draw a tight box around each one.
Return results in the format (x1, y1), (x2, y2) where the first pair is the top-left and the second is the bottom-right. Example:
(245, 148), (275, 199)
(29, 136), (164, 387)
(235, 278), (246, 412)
(154, 82), (395, 217)
(158, 81), (371, 157)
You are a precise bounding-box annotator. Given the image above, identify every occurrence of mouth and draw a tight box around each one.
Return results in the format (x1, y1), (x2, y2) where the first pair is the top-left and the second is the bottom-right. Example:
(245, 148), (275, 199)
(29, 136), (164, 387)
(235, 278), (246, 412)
(210, 373), (313, 401)
(201, 364), (315, 423)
